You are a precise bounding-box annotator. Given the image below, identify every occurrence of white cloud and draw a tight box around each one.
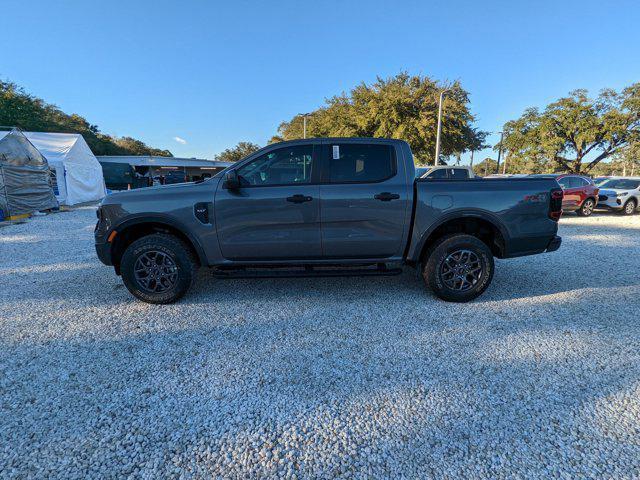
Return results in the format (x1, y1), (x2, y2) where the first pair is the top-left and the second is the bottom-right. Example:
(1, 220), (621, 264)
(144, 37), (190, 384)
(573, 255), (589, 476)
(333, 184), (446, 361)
(173, 136), (187, 145)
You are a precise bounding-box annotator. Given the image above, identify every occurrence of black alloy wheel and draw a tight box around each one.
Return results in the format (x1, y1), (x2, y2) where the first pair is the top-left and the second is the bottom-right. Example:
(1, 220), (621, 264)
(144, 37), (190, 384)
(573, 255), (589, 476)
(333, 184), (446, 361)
(133, 251), (178, 293)
(439, 249), (483, 292)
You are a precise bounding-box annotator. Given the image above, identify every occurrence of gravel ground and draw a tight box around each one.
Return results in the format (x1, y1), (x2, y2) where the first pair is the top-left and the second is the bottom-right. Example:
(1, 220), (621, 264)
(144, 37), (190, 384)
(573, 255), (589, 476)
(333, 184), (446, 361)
(1, 206), (640, 479)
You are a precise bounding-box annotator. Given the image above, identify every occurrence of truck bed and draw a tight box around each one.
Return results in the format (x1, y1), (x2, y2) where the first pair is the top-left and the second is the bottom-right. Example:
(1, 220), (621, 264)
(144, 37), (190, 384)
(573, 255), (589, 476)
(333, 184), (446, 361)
(406, 177), (561, 260)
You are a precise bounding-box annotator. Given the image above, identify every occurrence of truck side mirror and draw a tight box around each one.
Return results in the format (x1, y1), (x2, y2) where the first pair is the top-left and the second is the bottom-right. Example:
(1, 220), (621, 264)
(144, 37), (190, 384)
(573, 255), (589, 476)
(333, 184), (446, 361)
(223, 170), (240, 190)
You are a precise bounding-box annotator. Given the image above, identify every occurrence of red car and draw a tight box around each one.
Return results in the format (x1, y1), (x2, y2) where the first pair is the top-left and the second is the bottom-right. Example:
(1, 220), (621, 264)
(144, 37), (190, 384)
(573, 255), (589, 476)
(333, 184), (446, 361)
(532, 174), (599, 216)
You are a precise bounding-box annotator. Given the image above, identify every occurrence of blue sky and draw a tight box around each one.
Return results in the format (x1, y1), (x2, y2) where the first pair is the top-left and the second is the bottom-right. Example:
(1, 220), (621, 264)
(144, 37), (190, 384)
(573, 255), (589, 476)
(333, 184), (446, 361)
(2, 0), (639, 162)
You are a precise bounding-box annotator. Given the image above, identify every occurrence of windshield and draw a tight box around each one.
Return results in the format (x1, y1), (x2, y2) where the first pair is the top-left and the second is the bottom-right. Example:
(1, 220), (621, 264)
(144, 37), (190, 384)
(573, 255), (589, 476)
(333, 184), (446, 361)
(600, 179), (640, 190)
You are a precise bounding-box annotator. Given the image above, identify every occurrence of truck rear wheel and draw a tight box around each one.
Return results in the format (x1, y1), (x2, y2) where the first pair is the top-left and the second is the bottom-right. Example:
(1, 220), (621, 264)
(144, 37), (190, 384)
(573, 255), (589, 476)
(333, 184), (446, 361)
(423, 234), (494, 302)
(120, 233), (198, 304)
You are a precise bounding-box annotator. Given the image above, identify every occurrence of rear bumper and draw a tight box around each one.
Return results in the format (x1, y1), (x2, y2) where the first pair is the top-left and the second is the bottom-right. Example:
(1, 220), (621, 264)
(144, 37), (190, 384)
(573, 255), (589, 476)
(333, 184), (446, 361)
(95, 241), (113, 266)
(545, 235), (562, 253)
(503, 232), (560, 258)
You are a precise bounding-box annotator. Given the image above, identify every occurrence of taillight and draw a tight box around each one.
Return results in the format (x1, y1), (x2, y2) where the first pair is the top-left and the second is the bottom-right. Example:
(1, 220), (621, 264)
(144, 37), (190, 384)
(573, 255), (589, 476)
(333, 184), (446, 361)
(549, 188), (563, 221)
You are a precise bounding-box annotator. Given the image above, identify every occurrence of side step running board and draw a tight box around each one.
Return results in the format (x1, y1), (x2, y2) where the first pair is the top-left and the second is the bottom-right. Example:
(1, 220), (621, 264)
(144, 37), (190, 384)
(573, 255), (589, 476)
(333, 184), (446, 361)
(211, 266), (403, 280)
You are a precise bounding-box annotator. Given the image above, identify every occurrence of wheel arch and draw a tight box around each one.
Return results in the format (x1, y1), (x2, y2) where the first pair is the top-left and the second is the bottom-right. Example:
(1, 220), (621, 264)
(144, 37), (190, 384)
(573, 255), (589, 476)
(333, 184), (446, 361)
(110, 215), (207, 273)
(413, 211), (509, 263)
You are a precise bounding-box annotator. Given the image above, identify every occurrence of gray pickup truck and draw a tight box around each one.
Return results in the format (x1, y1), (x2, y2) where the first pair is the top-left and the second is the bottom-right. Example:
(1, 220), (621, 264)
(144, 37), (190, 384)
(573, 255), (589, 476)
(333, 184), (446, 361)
(95, 138), (562, 304)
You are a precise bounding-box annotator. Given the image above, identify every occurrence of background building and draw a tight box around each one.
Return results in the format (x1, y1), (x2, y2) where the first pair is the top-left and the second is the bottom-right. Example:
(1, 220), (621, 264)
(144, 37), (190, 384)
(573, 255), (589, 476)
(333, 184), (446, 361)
(97, 156), (231, 190)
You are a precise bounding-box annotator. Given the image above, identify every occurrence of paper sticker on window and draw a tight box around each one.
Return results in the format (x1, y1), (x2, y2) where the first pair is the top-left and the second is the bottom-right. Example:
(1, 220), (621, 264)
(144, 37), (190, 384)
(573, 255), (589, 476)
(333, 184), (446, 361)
(332, 145), (340, 160)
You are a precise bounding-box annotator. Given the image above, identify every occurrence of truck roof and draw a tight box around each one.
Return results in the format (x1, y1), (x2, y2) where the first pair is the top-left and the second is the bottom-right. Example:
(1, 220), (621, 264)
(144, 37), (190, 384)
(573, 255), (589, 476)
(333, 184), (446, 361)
(268, 137), (408, 146)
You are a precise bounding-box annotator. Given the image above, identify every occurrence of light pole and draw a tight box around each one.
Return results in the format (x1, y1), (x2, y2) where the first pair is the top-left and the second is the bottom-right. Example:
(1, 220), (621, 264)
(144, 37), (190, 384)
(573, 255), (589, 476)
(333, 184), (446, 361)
(434, 88), (450, 166)
(298, 112), (311, 139)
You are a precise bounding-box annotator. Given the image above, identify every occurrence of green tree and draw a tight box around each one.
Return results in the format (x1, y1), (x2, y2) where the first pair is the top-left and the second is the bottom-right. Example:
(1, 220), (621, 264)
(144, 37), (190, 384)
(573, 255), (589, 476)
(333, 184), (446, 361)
(274, 73), (486, 164)
(501, 84), (640, 174)
(497, 152), (549, 175)
(592, 142), (640, 176)
(215, 141), (261, 162)
(0, 79), (172, 156)
(473, 157), (498, 177)
(619, 141), (640, 176)
(110, 136), (172, 156)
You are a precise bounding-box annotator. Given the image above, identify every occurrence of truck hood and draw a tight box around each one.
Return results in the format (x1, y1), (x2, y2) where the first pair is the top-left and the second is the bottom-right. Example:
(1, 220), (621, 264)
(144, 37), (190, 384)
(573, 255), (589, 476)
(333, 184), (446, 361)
(101, 178), (220, 205)
(600, 188), (634, 196)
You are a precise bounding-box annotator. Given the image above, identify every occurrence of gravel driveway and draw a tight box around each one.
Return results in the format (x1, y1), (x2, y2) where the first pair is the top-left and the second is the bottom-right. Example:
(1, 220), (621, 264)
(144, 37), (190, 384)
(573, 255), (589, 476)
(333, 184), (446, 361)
(1, 206), (639, 479)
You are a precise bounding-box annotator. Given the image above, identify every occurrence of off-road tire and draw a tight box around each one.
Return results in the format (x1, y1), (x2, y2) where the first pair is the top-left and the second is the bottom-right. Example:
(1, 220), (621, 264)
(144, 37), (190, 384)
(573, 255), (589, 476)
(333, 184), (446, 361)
(622, 199), (637, 215)
(121, 233), (198, 304)
(576, 198), (595, 217)
(423, 234), (494, 302)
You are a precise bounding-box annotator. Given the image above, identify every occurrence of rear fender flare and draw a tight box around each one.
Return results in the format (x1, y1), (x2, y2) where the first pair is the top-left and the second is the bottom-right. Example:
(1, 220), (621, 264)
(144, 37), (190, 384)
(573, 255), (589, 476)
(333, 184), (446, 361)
(411, 209), (510, 263)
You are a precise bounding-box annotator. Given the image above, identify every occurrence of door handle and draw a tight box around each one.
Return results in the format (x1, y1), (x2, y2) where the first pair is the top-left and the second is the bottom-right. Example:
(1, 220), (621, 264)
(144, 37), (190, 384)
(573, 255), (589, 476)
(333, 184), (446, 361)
(286, 194), (313, 203)
(374, 192), (400, 201)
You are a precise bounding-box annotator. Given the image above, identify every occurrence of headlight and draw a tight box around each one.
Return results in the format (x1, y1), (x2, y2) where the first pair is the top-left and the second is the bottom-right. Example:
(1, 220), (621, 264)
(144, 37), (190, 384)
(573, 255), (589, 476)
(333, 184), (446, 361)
(617, 192), (629, 197)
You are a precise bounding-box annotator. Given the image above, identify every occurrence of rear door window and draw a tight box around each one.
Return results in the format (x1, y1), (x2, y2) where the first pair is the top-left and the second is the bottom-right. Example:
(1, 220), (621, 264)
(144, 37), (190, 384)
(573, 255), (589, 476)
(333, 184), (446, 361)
(426, 168), (448, 179)
(326, 143), (395, 183)
(558, 177), (578, 189)
(450, 168), (469, 179)
(576, 177), (590, 187)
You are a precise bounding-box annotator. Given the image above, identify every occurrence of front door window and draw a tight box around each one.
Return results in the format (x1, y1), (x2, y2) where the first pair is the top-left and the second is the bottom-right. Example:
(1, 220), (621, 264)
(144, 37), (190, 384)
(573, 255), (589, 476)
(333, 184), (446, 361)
(237, 145), (313, 186)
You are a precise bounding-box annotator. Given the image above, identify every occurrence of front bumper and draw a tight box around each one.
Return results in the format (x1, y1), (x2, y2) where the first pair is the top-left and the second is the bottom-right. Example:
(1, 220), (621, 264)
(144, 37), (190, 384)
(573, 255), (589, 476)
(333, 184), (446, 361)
(545, 235), (562, 252)
(596, 195), (624, 210)
(95, 241), (113, 266)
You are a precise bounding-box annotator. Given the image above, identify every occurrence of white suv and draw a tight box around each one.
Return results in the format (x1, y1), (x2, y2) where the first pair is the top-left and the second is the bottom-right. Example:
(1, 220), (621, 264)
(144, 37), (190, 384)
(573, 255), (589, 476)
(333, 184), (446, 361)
(597, 177), (640, 215)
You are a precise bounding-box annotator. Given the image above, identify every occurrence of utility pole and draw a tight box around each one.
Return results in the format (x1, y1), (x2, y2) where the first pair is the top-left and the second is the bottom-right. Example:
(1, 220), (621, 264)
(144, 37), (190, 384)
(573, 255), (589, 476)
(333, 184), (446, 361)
(434, 89), (450, 166)
(496, 131), (504, 174)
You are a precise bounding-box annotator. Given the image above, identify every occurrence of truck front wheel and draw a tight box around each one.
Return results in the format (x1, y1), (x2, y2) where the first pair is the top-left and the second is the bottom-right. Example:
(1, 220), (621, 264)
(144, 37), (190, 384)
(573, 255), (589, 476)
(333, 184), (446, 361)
(120, 233), (198, 304)
(423, 234), (494, 302)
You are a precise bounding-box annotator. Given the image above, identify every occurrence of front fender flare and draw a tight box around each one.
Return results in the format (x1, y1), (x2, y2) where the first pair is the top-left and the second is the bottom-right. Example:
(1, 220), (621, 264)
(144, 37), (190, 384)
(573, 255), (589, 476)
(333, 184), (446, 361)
(111, 213), (208, 266)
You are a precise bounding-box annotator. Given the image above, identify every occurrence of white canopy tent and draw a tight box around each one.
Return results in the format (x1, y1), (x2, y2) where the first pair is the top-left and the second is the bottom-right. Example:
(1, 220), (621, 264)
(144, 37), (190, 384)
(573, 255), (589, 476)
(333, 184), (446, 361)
(0, 132), (106, 205)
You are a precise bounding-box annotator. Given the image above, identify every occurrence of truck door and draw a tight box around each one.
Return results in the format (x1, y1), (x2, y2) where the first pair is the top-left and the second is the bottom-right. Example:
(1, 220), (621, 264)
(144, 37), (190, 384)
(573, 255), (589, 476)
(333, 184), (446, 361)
(319, 141), (410, 259)
(215, 143), (322, 260)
